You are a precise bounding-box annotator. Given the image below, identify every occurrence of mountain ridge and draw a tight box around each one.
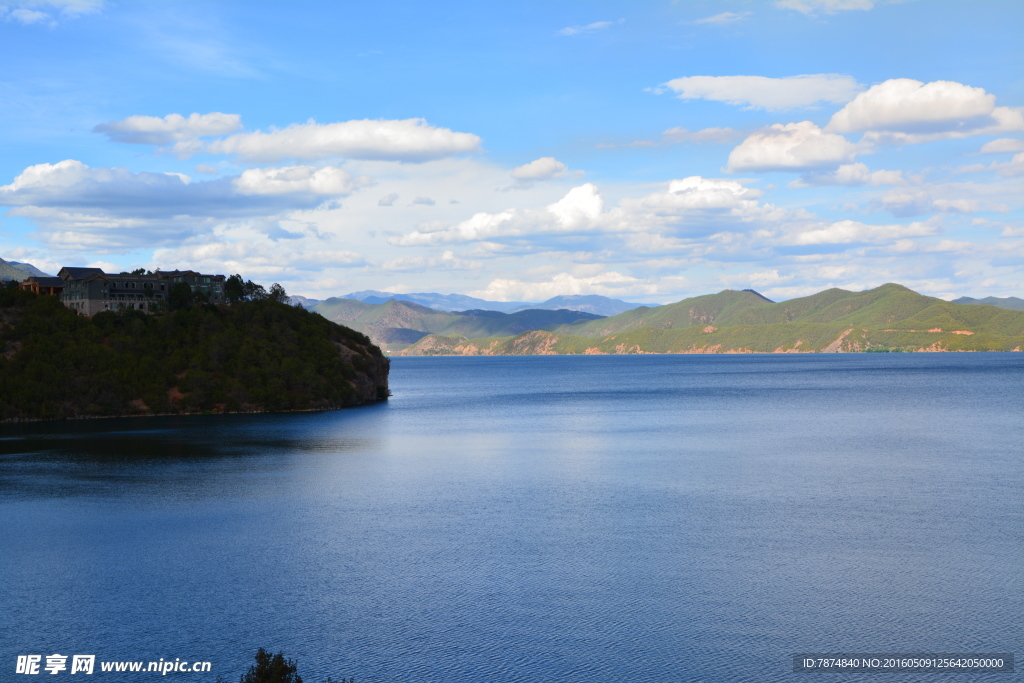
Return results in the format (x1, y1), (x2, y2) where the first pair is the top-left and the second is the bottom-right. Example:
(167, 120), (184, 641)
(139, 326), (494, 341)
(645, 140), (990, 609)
(398, 284), (1024, 355)
(339, 290), (658, 315)
(312, 297), (604, 352)
(953, 295), (1024, 311)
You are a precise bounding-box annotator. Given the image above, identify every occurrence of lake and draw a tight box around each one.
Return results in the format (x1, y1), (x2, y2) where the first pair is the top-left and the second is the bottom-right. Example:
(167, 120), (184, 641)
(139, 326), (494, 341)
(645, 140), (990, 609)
(1, 354), (1021, 682)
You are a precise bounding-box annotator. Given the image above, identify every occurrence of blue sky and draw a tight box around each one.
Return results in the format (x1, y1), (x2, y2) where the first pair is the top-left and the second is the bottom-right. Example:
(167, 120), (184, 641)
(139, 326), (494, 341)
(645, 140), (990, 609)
(1, 0), (1022, 302)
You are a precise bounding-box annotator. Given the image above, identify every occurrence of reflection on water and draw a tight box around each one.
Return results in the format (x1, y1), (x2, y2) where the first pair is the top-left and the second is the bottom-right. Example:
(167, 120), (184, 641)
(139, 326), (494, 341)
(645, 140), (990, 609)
(1, 354), (1021, 682)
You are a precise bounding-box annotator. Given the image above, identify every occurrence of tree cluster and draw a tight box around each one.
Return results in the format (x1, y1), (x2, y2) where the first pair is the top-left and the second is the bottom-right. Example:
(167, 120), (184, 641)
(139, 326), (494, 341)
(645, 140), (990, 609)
(0, 286), (388, 421)
(214, 648), (354, 683)
(225, 274), (288, 304)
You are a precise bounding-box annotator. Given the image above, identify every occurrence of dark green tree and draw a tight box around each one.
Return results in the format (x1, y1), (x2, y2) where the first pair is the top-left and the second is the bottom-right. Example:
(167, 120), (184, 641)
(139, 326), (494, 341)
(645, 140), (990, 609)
(225, 274), (246, 303)
(167, 282), (195, 311)
(244, 280), (267, 301)
(267, 283), (288, 303)
(239, 649), (302, 683)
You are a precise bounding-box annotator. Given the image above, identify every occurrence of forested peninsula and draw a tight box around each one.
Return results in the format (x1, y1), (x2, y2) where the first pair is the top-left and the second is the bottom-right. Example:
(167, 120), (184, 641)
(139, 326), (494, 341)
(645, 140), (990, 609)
(0, 286), (389, 421)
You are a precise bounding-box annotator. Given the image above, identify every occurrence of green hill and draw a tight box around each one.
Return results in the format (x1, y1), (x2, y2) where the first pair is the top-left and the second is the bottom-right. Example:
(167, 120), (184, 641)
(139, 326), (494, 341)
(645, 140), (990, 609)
(0, 286), (389, 421)
(400, 284), (1024, 356)
(0, 257), (49, 282)
(953, 295), (1024, 311)
(312, 297), (602, 352)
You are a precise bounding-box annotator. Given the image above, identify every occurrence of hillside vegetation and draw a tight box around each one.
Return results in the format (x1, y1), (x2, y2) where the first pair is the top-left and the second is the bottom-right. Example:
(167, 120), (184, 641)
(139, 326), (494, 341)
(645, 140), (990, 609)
(0, 257), (48, 282)
(953, 295), (1024, 311)
(400, 284), (1024, 356)
(313, 297), (602, 352)
(0, 286), (389, 421)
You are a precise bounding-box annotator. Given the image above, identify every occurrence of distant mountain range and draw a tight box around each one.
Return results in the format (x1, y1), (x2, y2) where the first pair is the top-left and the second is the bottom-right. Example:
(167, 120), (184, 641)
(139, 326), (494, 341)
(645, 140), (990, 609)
(953, 296), (1024, 311)
(312, 298), (604, 352)
(399, 284), (1024, 355)
(339, 290), (658, 315)
(0, 258), (50, 281)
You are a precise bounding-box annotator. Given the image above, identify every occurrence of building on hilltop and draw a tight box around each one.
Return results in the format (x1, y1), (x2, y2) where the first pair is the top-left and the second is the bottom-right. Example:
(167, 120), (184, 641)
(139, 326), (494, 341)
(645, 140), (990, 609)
(57, 267), (226, 316)
(19, 276), (66, 296)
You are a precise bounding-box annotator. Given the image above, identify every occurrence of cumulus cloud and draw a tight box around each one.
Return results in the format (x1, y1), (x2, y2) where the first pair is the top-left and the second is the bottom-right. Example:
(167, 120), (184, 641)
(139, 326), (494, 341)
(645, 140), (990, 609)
(470, 271), (655, 302)
(786, 219), (936, 245)
(392, 183), (605, 246)
(879, 188), (987, 217)
(153, 234), (366, 279)
(93, 112), (242, 145)
(792, 162), (905, 187)
(393, 177), (779, 249)
(619, 177), (762, 215)
(203, 118), (482, 163)
(510, 157), (569, 181)
(234, 165), (371, 196)
(690, 11), (750, 25)
(826, 79), (1024, 143)
(378, 193), (399, 206)
(664, 74), (861, 110)
(558, 20), (617, 36)
(980, 138), (1024, 154)
(412, 196), (435, 206)
(775, 0), (874, 14)
(0, 159), (367, 249)
(727, 121), (857, 172)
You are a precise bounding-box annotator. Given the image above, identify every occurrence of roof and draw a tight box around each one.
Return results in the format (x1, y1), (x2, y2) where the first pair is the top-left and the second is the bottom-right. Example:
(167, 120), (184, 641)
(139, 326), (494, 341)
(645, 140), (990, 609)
(160, 269), (225, 280)
(25, 277), (65, 287)
(58, 267), (105, 281)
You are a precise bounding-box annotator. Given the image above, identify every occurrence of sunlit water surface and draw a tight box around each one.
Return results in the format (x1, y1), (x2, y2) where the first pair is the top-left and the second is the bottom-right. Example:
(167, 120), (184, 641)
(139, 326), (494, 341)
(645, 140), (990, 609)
(2, 354), (1021, 682)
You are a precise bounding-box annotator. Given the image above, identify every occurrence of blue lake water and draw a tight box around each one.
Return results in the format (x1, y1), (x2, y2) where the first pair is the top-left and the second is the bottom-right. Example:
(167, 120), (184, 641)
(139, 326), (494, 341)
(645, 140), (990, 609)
(1, 354), (1022, 682)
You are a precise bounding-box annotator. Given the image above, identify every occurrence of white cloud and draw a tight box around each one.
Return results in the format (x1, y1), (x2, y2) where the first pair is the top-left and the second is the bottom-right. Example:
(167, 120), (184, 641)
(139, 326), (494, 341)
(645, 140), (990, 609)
(393, 183), (605, 245)
(664, 74), (861, 110)
(980, 138), (1024, 154)
(690, 11), (750, 25)
(153, 233), (366, 279)
(991, 152), (1024, 177)
(204, 118), (482, 163)
(234, 166), (371, 196)
(620, 176), (762, 214)
(786, 219), (936, 245)
(7, 8), (47, 23)
(93, 112), (242, 145)
(826, 79), (1024, 144)
(600, 127), (740, 149)
(511, 157), (569, 181)
(382, 250), (481, 272)
(0, 159), (367, 249)
(393, 177), (779, 248)
(558, 20), (616, 36)
(775, 0), (874, 15)
(412, 196), (435, 206)
(661, 127), (741, 144)
(2, 0), (103, 24)
(378, 193), (399, 206)
(879, 188), (988, 217)
(470, 271), (655, 301)
(792, 162), (905, 187)
(727, 121), (857, 172)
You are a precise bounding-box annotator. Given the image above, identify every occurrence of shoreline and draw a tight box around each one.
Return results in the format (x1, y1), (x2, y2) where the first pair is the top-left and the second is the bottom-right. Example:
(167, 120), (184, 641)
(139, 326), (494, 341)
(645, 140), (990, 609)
(1, 396), (388, 425)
